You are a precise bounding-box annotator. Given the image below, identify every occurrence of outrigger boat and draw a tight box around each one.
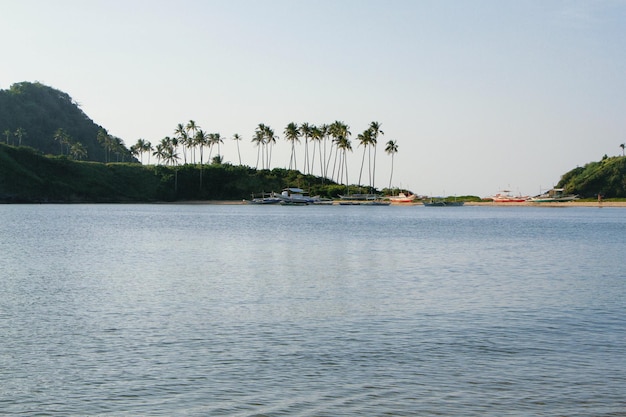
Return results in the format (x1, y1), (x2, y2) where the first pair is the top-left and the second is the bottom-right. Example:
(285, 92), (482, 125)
(248, 192), (281, 204)
(387, 192), (417, 203)
(528, 188), (579, 203)
(337, 193), (379, 201)
(489, 190), (529, 203)
(275, 187), (315, 205)
(423, 197), (464, 207)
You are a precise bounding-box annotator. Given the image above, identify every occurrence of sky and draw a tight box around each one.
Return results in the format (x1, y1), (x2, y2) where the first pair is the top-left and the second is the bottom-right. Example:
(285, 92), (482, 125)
(1, 0), (625, 197)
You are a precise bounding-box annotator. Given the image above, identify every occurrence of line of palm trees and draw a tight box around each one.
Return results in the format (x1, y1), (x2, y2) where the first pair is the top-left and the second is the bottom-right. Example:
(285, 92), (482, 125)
(54, 128), (88, 160)
(3, 127), (27, 147)
(130, 120), (399, 190)
(97, 129), (130, 162)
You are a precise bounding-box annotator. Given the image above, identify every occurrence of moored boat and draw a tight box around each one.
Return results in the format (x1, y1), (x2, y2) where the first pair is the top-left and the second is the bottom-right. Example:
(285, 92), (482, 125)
(275, 187), (315, 205)
(528, 188), (579, 203)
(387, 192), (417, 203)
(248, 192), (281, 204)
(423, 197), (464, 207)
(338, 193), (379, 201)
(490, 190), (529, 203)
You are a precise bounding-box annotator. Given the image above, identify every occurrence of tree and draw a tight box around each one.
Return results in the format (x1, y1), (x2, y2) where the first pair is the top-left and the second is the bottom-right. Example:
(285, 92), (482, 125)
(328, 121), (350, 183)
(132, 138), (151, 164)
(284, 122), (301, 170)
(14, 127), (26, 146)
(233, 133), (242, 165)
(263, 125), (277, 169)
(385, 140), (398, 190)
(153, 143), (165, 165)
(161, 136), (180, 193)
(194, 129), (209, 189)
(208, 133), (223, 163)
(310, 125), (323, 176)
(357, 128), (373, 188)
(620, 143), (625, 156)
(300, 122), (312, 174)
(337, 134), (352, 186)
(53, 128), (66, 155)
(185, 120), (198, 163)
(3, 129), (11, 145)
(368, 121), (384, 191)
(194, 130), (209, 165)
(143, 140), (153, 164)
(318, 124), (329, 179)
(251, 128), (264, 170)
(70, 142), (88, 160)
(175, 123), (189, 163)
(97, 129), (112, 162)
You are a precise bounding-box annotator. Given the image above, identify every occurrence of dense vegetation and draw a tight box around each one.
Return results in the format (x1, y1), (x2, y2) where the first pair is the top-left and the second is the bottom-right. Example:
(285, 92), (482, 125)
(557, 155), (626, 198)
(0, 143), (359, 203)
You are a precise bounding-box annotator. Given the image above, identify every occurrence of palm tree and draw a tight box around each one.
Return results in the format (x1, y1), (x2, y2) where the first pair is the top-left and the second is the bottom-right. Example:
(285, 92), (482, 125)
(194, 129), (209, 189)
(132, 138), (150, 164)
(620, 143), (625, 156)
(357, 128), (373, 188)
(3, 129), (11, 145)
(284, 122), (301, 170)
(54, 128), (67, 154)
(142, 140), (153, 164)
(328, 121), (350, 183)
(174, 123), (189, 164)
(310, 125), (322, 176)
(208, 133), (223, 163)
(318, 124), (330, 179)
(185, 120), (199, 163)
(369, 121), (384, 191)
(300, 122), (312, 174)
(153, 143), (166, 165)
(14, 127), (26, 146)
(97, 129), (112, 162)
(70, 142), (88, 160)
(251, 129), (265, 169)
(163, 138), (180, 193)
(194, 130), (209, 165)
(336, 135), (352, 187)
(385, 140), (398, 190)
(264, 126), (277, 169)
(233, 133), (242, 165)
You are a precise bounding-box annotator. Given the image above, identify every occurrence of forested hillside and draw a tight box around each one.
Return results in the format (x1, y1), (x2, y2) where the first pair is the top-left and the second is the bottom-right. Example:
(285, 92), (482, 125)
(0, 82), (131, 162)
(557, 155), (626, 198)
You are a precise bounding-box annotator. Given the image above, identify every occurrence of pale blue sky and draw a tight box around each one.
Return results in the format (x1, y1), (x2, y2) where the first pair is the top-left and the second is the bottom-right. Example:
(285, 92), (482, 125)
(2, 0), (625, 196)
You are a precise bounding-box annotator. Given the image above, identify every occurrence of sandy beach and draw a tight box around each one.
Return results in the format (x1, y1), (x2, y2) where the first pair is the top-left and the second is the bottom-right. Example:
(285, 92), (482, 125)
(181, 200), (626, 207)
(464, 201), (626, 207)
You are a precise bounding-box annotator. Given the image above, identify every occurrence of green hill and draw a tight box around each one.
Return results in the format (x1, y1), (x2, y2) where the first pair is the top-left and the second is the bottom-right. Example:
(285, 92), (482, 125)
(557, 155), (626, 199)
(0, 81), (131, 162)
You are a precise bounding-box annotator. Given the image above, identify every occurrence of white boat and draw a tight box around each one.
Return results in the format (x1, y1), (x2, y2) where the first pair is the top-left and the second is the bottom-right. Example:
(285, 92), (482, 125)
(528, 188), (579, 203)
(275, 188), (315, 205)
(387, 192), (417, 203)
(489, 190), (529, 203)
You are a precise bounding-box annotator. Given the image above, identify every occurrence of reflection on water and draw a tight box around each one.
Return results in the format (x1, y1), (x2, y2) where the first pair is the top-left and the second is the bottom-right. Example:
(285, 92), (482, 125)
(1, 204), (625, 416)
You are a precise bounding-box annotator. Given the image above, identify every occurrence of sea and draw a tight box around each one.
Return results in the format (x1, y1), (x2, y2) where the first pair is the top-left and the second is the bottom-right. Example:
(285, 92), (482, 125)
(1, 203), (625, 416)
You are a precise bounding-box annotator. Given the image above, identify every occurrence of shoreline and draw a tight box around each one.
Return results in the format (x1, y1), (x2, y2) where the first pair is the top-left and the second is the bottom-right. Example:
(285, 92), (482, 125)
(175, 200), (626, 207)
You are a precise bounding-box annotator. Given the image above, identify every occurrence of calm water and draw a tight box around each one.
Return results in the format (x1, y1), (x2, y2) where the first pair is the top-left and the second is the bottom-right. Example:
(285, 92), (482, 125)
(1, 204), (625, 416)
